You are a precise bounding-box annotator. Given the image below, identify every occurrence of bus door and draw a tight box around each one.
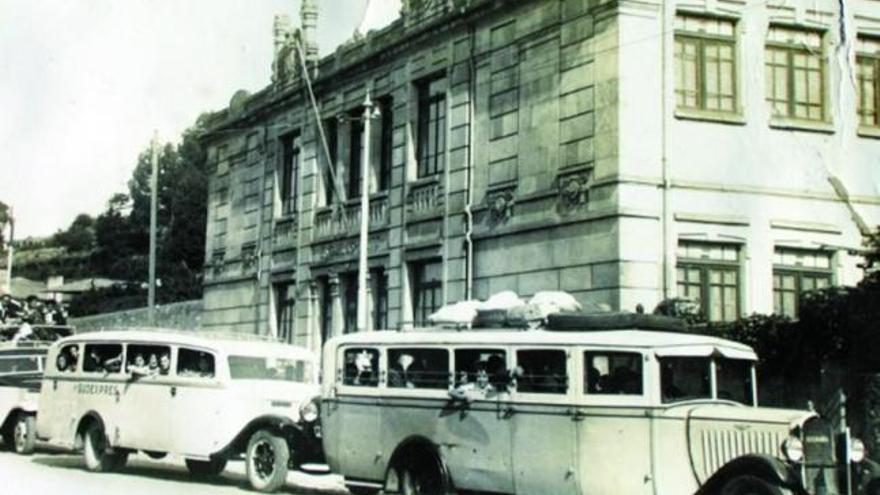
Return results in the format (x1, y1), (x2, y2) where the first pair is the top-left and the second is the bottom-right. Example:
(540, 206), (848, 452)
(78, 343), (126, 443)
(171, 347), (223, 457)
(333, 347), (382, 481)
(37, 343), (81, 446)
(510, 348), (579, 495)
(440, 347), (514, 494)
(117, 343), (173, 451)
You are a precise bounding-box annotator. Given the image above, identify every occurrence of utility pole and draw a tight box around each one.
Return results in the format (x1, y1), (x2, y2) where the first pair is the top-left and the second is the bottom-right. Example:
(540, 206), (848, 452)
(148, 131), (159, 325)
(356, 90), (374, 332)
(3, 208), (13, 295)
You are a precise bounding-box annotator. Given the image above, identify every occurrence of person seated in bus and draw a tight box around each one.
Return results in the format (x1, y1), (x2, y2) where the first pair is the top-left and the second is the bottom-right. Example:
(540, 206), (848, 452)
(586, 366), (602, 393)
(388, 353), (414, 388)
(128, 353), (151, 376)
(158, 352), (171, 375)
(147, 353), (160, 374)
(450, 360), (497, 401)
(196, 354), (213, 378)
(103, 353), (122, 373)
(56, 352), (70, 372)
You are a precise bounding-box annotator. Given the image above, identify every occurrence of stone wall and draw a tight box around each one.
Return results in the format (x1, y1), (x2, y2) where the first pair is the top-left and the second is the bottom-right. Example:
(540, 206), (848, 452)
(70, 300), (203, 333)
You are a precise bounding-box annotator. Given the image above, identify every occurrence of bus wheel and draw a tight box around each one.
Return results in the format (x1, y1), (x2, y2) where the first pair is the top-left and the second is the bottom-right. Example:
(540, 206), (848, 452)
(186, 457), (228, 477)
(12, 413), (36, 455)
(143, 450), (167, 460)
(720, 475), (790, 495)
(390, 458), (449, 495)
(246, 429), (289, 492)
(82, 422), (128, 472)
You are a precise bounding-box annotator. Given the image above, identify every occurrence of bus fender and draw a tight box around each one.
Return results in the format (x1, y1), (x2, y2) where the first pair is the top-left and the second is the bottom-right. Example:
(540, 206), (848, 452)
(694, 454), (800, 495)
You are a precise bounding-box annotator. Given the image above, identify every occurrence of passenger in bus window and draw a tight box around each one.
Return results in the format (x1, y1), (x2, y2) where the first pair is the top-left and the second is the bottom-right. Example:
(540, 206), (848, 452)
(148, 354), (160, 374)
(128, 353), (150, 375)
(388, 353), (415, 388)
(158, 353), (171, 375)
(196, 353), (214, 378)
(56, 352), (69, 372)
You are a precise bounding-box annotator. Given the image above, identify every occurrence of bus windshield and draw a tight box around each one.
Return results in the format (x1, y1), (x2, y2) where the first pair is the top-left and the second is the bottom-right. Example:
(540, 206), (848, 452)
(660, 356), (754, 405)
(228, 355), (315, 383)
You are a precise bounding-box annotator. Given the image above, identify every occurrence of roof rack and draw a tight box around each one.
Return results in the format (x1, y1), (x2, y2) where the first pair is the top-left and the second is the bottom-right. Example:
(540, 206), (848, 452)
(545, 313), (686, 332)
(86, 327), (284, 344)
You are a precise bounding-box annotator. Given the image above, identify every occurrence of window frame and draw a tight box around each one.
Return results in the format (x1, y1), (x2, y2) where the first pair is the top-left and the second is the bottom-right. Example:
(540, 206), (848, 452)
(378, 96), (394, 191)
(274, 282), (297, 343)
(772, 248), (833, 318)
(676, 242), (742, 323)
(385, 346), (451, 394)
(416, 73), (447, 178)
(278, 131), (300, 217)
(765, 26), (827, 122)
(512, 347), (572, 402)
(411, 259), (443, 327)
(348, 108), (364, 200)
(580, 348), (651, 407)
(857, 39), (880, 128)
(674, 15), (739, 114)
(175, 346), (219, 382)
(337, 346), (383, 393)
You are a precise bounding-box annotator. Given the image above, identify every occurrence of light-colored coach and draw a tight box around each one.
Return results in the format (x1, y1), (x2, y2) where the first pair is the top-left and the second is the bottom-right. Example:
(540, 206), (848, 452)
(36, 330), (323, 492)
(320, 314), (880, 495)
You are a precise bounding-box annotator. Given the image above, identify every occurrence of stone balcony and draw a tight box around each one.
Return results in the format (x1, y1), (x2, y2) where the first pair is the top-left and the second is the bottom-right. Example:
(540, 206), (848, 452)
(313, 194), (390, 240)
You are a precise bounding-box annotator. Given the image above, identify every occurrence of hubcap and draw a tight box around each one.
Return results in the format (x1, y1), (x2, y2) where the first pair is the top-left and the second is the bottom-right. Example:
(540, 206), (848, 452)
(253, 441), (275, 480)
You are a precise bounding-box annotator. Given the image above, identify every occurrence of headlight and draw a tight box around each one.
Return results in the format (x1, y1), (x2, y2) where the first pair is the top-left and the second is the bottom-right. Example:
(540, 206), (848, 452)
(851, 437), (867, 463)
(299, 399), (319, 423)
(782, 436), (804, 463)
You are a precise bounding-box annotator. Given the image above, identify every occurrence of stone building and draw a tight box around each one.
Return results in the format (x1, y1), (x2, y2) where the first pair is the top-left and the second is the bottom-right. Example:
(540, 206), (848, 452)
(200, 0), (880, 351)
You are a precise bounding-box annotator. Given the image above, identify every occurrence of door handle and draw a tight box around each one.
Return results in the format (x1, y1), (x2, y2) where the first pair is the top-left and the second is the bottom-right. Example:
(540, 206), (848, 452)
(53, 380), (58, 391)
(170, 386), (177, 397)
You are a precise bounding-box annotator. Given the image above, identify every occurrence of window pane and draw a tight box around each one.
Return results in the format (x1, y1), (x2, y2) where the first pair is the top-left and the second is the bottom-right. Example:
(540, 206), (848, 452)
(177, 348), (215, 379)
(127, 344), (171, 376)
(342, 347), (379, 386)
(454, 348), (507, 393)
(716, 358), (754, 405)
(585, 351), (643, 395)
(516, 349), (568, 394)
(660, 357), (710, 403)
(388, 348), (449, 389)
(56, 344), (80, 372)
(83, 344), (123, 374)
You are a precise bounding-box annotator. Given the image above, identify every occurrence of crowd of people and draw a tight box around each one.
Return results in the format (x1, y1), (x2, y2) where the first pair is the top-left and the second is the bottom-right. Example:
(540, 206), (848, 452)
(0, 294), (68, 326)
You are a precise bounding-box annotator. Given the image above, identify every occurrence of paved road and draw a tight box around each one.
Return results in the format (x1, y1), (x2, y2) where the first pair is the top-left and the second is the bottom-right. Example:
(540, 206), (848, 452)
(0, 446), (348, 495)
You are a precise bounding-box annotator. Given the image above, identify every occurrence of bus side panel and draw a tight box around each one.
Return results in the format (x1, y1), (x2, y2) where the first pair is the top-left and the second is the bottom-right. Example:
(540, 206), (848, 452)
(337, 394), (381, 480)
(575, 408), (654, 495)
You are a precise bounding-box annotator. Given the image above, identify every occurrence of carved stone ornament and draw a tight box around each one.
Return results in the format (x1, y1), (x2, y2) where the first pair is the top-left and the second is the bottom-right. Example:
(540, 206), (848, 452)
(486, 188), (515, 223)
(557, 170), (592, 210)
(272, 25), (303, 87)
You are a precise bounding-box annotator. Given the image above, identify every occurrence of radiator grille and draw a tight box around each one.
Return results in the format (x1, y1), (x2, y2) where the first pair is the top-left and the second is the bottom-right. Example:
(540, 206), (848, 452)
(698, 428), (783, 478)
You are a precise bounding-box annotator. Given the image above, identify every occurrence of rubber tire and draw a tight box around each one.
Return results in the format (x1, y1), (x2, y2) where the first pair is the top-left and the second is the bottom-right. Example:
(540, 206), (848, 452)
(82, 422), (128, 472)
(720, 475), (788, 495)
(388, 456), (450, 495)
(245, 429), (289, 492)
(185, 457), (228, 477)
(347, 487), (380, 495)
(0, 425), (13, 451)
(143, 450), (167, 460)
(12, 413), (36, 455)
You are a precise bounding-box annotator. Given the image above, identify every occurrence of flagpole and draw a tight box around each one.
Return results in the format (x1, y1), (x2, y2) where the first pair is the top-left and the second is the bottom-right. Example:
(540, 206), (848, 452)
(357, 89), (374, 332)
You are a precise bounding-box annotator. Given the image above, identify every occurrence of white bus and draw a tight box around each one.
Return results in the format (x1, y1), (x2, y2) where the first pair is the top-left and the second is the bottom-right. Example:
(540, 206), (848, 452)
(36, 330), (323, 492)
(320, 313), (880, 495)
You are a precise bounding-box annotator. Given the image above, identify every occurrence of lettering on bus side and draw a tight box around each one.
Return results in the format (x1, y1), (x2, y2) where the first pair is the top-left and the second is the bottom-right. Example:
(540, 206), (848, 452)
(74, 383), (119, 396)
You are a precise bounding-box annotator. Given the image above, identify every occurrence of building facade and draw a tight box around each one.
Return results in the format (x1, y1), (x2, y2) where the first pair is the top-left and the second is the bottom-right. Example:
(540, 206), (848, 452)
(200, 0), (880, 352)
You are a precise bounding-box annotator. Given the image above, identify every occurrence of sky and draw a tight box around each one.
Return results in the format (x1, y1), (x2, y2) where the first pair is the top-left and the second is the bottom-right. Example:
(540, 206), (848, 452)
(0, 0), (400, 239)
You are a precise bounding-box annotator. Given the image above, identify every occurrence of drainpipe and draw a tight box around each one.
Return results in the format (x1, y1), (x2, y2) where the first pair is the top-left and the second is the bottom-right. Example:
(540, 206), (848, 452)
(255, 125), (270, 335)
(464, 23), (476, 300)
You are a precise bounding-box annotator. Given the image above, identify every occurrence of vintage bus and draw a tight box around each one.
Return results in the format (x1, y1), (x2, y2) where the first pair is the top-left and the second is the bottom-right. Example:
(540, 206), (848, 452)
(0, 324), (73, 455)
(320, 313), (880, 495)
(35, 330), (323, 492)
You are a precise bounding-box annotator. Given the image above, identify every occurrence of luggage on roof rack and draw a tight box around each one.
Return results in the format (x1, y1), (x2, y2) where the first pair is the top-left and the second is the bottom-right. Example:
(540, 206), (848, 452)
(545, 313), (686, 332)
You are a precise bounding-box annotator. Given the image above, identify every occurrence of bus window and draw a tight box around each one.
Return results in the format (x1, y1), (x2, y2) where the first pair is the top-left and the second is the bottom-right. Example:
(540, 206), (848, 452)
(342, 348), (379, 386)
(0, 356), (40, 374)
(515, 349), (568, 394)
(454, 349), (508, 392)
(715, 358), (754, 405)
(177, 348), (215, 378)
(659, 357), (710, 403)
(387, 348), (449, 389)
(83, 344), (123, 374)
(127, 344), (172, 376)
(585, 351), (643, 395)
(56, 344), (80, 372)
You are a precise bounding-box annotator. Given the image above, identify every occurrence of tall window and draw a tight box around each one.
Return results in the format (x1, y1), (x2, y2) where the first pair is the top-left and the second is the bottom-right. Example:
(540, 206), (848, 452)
(322, 118), (338, 204)
(372, 267), (388, 330)
(278, 132), (300, 216)
(343, 272), (358, 334)
(674, 15), (737, 113)
(274, 282), (296, 343)
(857, 37), (880, 128)
(412, 259), (442, 326)
(765, 26), (825, 121)
(348, 108), (363, 200)
(676, 242), (740, 323)
(320, 277), (332, 344)
(417, 74), (447, 178)
(378, 97), (394, 191)
(773, 248), (832, 318)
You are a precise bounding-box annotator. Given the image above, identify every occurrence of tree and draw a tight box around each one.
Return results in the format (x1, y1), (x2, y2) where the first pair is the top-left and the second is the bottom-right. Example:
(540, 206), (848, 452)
(53, 213), (96, 252)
